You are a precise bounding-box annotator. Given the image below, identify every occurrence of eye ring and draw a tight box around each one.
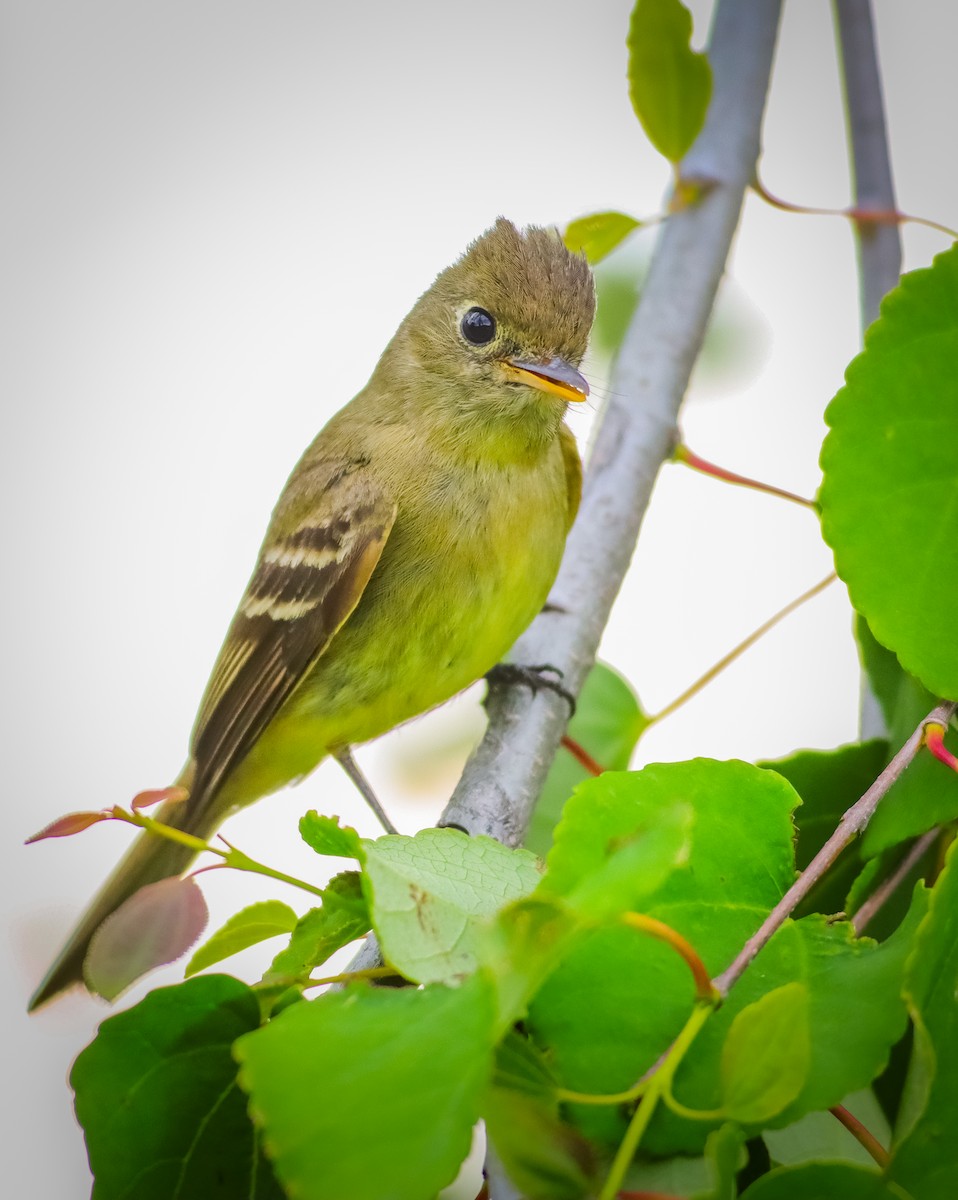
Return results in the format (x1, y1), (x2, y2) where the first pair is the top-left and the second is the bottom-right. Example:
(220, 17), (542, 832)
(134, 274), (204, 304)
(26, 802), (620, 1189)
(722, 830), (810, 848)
(460, 306), (497, 346)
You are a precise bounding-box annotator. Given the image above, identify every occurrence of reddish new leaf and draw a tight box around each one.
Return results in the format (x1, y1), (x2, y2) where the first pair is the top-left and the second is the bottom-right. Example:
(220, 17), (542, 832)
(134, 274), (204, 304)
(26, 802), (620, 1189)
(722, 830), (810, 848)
(25, 810), (111, 843)
(131, 785), (189, 811)
(85, 876), (209, 1001)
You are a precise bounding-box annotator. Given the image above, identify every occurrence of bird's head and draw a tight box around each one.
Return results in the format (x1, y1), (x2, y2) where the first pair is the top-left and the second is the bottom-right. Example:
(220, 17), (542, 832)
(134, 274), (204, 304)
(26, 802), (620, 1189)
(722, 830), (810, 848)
(383, 218), (596, 450)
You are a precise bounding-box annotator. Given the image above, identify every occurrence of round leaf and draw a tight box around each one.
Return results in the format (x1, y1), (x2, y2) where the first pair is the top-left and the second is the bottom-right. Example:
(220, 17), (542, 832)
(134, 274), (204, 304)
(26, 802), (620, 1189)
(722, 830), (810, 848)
(719, 982), (810, 1123)
(235, 976), (496, 1200)
(186, 899), (299, 976)
(71, 976), (283, 1200)
(820, 244), (958, 698)
(564, 212), (642, 265)
(627, 0), (712, 163)
(84, 876), (208, 1001)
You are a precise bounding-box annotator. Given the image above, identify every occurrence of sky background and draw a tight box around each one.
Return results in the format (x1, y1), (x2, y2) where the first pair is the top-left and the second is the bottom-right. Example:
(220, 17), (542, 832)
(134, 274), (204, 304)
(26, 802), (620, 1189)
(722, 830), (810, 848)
(3, 2), (956, 1196)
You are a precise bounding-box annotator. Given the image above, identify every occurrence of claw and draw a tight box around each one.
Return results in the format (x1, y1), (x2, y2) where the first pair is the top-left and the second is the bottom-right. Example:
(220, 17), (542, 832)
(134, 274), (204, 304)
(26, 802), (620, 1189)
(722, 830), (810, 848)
(484, 662), (576, 717)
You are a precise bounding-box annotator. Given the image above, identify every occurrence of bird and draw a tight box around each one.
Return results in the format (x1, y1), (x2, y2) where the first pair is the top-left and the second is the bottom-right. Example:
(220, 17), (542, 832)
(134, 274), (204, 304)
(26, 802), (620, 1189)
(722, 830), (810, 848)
(30, 217), (595, 1009)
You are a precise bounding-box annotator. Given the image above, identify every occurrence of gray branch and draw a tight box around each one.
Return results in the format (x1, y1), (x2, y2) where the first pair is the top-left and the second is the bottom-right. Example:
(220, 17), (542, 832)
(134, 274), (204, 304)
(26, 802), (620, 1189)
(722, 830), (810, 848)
(833, 0), (902, 739)
(439, 0), (783, 845)
(833, 0), (902, 328)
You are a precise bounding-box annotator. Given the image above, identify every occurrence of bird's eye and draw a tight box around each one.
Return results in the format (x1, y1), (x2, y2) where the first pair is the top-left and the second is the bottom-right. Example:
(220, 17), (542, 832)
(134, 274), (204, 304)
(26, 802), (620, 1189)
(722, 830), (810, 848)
(460, 307), (497, 345)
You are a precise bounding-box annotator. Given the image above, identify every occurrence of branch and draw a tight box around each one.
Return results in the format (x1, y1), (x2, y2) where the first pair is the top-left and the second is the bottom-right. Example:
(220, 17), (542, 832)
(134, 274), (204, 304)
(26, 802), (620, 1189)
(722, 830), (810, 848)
(439, 0), (784, 845)
(833, 0), (903, 329)
(713, 701), (957, 996)
(852, 828), (939, 934)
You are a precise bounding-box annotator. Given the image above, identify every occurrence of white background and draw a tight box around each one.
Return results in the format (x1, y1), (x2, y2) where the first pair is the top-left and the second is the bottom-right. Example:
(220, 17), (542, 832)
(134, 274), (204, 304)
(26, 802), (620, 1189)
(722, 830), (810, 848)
(3, 2), (956, 1196)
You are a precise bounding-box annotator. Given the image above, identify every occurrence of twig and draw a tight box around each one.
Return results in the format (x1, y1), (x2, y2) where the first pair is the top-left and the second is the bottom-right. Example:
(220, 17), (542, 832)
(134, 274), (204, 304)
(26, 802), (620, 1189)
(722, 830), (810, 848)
(829, 1103), (889, 1168)
(560, 734), (605, 777)
(852, 829), (939, 934)
(438, 0), (783, 847)
(650, 574), (836, 724)
(713, 701), (956, 996)
(621, 913), (718, 1005)
(673, 444), (816, 508)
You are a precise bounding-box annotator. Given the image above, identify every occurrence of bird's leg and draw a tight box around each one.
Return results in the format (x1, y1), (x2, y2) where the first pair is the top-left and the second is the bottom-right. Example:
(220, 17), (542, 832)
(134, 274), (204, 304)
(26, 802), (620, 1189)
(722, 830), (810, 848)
(331, 746), (399, 835)
(484, 663), (576, 718)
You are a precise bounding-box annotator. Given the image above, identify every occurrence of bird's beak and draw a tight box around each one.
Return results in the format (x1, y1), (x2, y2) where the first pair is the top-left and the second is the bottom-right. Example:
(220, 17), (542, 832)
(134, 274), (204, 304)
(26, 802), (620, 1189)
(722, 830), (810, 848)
(502, 356), (590, 403)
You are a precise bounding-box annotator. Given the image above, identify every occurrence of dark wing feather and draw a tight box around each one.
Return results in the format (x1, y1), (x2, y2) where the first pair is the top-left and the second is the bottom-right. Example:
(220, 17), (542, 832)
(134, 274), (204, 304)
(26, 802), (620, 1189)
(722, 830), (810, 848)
(187, 464), (396, 817)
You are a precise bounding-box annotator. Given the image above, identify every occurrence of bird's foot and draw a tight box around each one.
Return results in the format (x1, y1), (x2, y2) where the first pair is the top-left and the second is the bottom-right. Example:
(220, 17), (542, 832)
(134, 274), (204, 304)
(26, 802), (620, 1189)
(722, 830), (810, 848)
(332, 746), (399, 835)
(484, 662), (576, 717)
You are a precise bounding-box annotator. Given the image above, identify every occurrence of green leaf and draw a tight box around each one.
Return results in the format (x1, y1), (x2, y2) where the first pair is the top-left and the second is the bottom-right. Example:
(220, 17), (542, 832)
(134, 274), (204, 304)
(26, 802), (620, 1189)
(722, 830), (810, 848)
(887, 842), (958, 1197)
(235, 975), (496, 1200)
(695, 1124), (748, 1200)
(564, 211), (642, 265)
(856, 614), (920, 733)
(820, 243), (958, 699)
(484, 1032), (597, 1200)
(627, 0), (712, 162)
(186, 899), (298, 976)
(299, 811), (363, 858)
(71, 975), (283, 1200)
(480, 896), (581, 1032)
(537, 771), (692, 920)
(670, 897), (928, 1149)
(526, 762), (925, 1155)
(528, 760), (799, 1147)
(362, 827), (541, 984)
(266, 872), (371, 983)
(720, 982), (810, 1123)
(527, 661), (648, 856)
(740, 1162), (909, 1199)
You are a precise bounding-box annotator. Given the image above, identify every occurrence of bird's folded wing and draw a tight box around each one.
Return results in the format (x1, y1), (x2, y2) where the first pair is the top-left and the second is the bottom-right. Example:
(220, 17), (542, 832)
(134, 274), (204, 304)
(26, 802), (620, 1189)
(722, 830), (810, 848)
(559, 422), (582, 530)
(187, 463), (397, 817)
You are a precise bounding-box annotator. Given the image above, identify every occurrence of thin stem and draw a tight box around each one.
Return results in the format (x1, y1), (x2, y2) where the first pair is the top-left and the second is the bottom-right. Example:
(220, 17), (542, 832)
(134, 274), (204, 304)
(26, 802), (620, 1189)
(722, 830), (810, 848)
(830, 1103), (889, 1168)
(556, 1081), (651, 1108)
(598, 1003), (713, 1200)
(713, 702), (957, 996)
(621, 913), (718, 1004)
(333, 746), (399, 834)
(110, 806), (215, 856)
(560, 733), (605, 777)
(616, 1193), (684, 1200)
(650, 574), (836, 724)
(661, 1089), (724, 1123)
(218, 838), (327, 899)
(304, 965), (396, 990)
(674, 444), (816, 508)
(109, 809), (328, 899)
(751, 177), (956, 241)
(852, 829), (939, 934)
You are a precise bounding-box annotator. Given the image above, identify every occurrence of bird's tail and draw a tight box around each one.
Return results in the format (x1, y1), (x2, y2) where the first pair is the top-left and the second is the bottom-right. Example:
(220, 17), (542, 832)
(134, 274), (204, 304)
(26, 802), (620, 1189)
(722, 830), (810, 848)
(28, 780), (216, 1012)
